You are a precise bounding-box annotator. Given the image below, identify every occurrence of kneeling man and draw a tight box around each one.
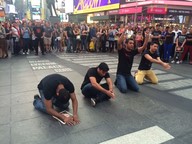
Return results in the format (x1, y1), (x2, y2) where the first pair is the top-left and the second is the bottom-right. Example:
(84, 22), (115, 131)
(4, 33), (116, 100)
(33, 74), (80, 126)
(135, 42), (171, 84)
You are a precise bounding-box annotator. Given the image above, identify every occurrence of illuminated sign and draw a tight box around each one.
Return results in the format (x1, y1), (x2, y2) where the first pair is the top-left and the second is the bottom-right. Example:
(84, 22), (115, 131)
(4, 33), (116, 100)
(65, 0), (74, 13)
(147, 7), (167, 14)
(168, 9), (192, 15)
(120, 0), (192, 8)
(31, 0), (40, 6)
(108, 9), (119, 15)
(119, 7), (142, 14)
(74, 0), (120, 14)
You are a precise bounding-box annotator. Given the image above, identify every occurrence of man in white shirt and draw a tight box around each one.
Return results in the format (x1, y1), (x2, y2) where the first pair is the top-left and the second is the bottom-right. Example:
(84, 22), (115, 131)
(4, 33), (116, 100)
(172, 25), (181, 57)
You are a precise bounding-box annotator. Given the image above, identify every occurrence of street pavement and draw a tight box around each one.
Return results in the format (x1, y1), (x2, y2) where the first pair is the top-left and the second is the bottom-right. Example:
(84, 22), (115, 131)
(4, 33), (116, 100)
(0, 51), (192, 144)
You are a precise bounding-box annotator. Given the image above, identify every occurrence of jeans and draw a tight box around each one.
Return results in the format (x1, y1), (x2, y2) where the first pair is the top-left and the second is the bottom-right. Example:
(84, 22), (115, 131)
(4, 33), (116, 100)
(164, 43), (173, 61)
(81, 36), (87, 51)
(23, 38), (30, 53)
(13, 37), (20, 55)
(115, 74), (139, 93)
(34, 38), (44, 54)
(66, 37), (73, 52)
(33, 90), (69, 114)
(81, 83), (111, 102)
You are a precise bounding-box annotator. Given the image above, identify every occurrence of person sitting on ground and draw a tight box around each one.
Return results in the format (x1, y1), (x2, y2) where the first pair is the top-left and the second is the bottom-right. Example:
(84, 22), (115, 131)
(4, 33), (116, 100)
(135, 42), (171, 85)
(33, 74), (80, 126)
(81, 62), (115, 107)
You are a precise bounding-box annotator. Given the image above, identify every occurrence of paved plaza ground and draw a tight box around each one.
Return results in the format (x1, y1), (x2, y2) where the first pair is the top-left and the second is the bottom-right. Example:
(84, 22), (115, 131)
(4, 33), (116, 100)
(0, 52), (192, 144)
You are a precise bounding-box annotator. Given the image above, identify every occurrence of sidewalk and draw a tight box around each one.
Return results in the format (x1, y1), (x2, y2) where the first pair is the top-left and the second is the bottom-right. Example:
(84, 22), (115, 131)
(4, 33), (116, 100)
(0, 54), (192, 144)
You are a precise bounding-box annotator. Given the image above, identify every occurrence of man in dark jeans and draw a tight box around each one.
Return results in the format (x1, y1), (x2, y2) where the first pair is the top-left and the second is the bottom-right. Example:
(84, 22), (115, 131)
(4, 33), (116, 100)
(33, 20), (45, 55)
(81, 62), (115, 107)
(33, 74), (80, 126)
(65, 22), (74, 53)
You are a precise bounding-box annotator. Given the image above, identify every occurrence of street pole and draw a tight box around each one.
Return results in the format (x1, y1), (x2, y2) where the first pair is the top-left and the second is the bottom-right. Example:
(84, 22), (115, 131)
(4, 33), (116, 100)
(134, 0), (138, 26)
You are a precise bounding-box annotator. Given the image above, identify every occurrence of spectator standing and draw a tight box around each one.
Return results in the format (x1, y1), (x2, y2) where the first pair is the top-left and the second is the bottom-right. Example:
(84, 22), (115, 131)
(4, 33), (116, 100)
(33, 20), (45, 55)
(21, 22), (31, 54)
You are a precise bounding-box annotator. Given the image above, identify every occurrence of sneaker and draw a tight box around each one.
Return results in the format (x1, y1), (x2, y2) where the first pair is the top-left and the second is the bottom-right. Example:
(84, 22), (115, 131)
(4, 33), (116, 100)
(34, 94), (40, 100)
(171, 60), (175, 64)
(90, 98), (97, 107)
(114, 80), (117, 86)
(26, 52), (29, 55)
(22, 52), (25, 55)
(176, 61), (180, 64)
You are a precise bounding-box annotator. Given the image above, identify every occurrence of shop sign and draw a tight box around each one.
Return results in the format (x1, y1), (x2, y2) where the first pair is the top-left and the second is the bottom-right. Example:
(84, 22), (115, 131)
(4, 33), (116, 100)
(147, 7), (167, 14)
(119, 7), (142, 14)
(120, 0), (147, 5)
(108, 10), (119, 15)
(167, 9), (192, 15)
(74, 0), (120, 14)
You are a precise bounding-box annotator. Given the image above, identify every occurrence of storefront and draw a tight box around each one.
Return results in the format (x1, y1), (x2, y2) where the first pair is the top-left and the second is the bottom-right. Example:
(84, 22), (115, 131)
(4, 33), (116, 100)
(73, 0), (120, 23)
(118, 0), (192, 26)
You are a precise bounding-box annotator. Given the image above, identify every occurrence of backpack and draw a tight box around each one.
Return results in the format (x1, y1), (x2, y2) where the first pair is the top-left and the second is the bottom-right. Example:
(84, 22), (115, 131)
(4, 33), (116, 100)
(89, 41), (95, 51)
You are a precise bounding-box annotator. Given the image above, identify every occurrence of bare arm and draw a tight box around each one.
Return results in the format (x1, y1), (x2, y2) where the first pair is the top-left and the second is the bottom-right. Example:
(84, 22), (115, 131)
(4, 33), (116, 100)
(181, 39), (186, 47)
(138, 31), (150, 53)
(106, 77), (115, 98)
(144, 54), (171, 69)
(117, 32), (125, 50)
(44, 99), (74, 125)
(89, 77), (115, 98)
(70, 92), (80, 123)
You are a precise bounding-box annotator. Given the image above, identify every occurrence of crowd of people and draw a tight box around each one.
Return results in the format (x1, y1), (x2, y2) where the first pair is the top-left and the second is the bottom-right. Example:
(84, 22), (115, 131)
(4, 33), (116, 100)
(0, 20), (191, 64)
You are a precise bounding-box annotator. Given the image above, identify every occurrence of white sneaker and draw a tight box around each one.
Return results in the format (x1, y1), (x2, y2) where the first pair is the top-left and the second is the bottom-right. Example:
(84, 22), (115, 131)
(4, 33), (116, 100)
(90, 98), (96, 107)
(176, 61), (180, 64)
(171, 60), (175, 64)
(26, 52), (29, 55)
(22, 52), (25, 55)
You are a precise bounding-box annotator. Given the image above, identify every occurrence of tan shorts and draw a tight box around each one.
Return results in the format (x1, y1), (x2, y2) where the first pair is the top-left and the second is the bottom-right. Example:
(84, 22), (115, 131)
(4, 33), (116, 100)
(44, 37), (52, 45)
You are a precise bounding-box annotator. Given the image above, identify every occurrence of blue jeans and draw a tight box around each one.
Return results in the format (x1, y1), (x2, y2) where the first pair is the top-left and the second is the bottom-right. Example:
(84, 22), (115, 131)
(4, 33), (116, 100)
(115, 74), (139, 93)
(23, 38), (30, 53)
(164, 43), (173, 61)
(81, 83), (111, 102)
(81, 36), (87, 51)
(66, 37), (73, 52)
(33, 90), (69, 114)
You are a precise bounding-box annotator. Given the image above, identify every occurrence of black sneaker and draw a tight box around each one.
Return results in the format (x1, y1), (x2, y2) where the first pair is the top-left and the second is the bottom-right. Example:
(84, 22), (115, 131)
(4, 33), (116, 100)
(114, 80), (117, 86)
(34, 94), (40, 100)
(90, 98), (97, 107)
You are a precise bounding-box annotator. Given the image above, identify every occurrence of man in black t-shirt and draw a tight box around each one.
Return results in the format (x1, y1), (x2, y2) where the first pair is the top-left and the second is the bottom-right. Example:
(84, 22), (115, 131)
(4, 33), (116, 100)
(114, 29), (149, 93)
(65, 22), (74, 53)
(164, 26), (175, 62)
(151, 24), (161, 45)
(33, 21), (45, 55)
(33, 74), (80, 126)
(171, 27), (187, 64)
(81, 62), (115, 107)
(135, 42), (170, 85)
